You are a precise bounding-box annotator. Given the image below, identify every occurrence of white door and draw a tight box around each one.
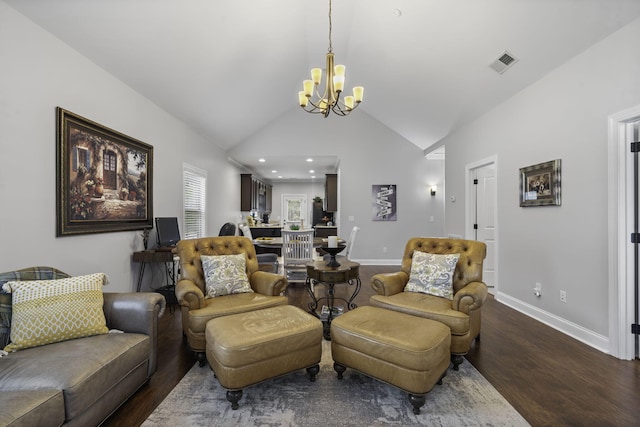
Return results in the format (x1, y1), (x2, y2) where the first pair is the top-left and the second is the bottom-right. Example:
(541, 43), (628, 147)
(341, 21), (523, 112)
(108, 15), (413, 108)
(609, 104), (640, 359)
(467, 158), (497, 292)
(281, 194), (308, 229)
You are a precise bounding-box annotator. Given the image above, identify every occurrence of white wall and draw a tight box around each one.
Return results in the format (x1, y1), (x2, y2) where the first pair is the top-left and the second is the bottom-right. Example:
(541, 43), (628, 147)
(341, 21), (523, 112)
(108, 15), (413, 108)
(229, 109), (446, 263)
(441, 17), (640, 349)
(0, 3), (241, 292)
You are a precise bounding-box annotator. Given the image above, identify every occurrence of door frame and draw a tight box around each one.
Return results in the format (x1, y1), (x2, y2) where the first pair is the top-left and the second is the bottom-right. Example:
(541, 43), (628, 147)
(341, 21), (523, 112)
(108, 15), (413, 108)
(465, 155), (498, 293)
(608, 104), (640, 360)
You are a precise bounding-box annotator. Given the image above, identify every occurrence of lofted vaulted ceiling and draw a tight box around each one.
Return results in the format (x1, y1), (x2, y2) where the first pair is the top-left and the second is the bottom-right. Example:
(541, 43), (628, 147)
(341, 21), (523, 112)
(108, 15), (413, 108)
(6, 0), (640, 180)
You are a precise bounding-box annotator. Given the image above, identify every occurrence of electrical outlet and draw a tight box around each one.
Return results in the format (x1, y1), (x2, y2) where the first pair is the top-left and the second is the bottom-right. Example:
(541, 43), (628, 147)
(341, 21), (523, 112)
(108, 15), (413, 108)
(560, 290), (567, 303)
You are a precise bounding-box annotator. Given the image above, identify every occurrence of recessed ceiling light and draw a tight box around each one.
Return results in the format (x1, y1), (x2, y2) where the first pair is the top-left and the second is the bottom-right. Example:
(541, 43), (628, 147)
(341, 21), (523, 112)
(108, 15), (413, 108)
(258, 158), (266, 163)
(271, 170), (277, 173)
(278, 175), (283, 179)
(306, 158), (313, 162)
(309, 170), (315, 173)
(311, 175), (316, 179)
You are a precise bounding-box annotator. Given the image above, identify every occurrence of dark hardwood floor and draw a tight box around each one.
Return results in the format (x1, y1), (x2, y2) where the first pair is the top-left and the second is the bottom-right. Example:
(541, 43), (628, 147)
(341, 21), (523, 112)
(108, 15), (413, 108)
(104, 265), (640, 427)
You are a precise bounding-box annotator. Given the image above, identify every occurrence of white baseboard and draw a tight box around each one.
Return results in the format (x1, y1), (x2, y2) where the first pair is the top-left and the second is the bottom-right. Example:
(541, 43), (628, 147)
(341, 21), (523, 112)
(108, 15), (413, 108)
(496, 292), (610, 354)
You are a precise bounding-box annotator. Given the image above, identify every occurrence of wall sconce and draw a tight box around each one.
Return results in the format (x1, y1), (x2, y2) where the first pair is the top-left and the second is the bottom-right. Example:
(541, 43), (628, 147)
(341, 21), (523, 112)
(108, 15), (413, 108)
(430, 186), (437, 196)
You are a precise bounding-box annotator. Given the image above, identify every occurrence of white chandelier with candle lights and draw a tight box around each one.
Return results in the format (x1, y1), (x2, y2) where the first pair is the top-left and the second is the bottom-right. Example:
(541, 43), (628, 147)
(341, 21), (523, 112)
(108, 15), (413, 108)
(298, 0), (364, 117)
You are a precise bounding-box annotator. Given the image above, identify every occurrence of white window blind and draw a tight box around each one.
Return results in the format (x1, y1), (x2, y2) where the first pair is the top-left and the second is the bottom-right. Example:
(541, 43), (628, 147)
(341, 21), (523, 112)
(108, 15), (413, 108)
(183, 164), (207, 239)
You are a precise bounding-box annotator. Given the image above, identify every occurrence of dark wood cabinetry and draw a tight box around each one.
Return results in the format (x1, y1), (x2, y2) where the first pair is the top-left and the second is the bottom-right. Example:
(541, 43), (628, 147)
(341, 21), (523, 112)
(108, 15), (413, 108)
(325, 174), (338, 212)
(240, 174), (272, 213)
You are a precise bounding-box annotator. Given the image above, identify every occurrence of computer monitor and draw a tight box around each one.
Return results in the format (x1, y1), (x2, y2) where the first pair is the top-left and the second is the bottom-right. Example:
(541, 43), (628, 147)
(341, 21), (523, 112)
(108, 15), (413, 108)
(155, 217), (180, 248)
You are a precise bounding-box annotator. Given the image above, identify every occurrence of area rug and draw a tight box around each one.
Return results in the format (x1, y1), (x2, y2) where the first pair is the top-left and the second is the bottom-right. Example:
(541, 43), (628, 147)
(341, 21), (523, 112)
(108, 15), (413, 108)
(143, 341), (529, 427)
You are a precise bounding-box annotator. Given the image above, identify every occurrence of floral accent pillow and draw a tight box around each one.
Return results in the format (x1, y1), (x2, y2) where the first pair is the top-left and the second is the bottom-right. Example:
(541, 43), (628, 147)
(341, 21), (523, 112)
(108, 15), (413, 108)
(201, 254), (253, 298)
(404, 251), (460, 300)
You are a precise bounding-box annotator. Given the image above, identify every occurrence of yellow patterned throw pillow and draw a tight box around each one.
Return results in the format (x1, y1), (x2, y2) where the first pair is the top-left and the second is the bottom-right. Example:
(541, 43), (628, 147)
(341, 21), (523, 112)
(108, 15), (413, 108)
(2, 273), (109, 352)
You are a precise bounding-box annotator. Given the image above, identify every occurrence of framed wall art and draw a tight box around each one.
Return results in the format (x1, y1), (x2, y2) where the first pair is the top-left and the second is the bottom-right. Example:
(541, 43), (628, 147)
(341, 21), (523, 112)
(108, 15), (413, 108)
(519, 159), (561, 207)
(372, 184), (397, 221)
(56, 107), (153, 236)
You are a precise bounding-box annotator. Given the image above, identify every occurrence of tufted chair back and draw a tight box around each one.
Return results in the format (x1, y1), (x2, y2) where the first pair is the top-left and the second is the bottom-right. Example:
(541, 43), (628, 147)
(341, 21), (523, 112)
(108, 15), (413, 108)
(399, 237), (486, 295)
(177, 236), (260, 294)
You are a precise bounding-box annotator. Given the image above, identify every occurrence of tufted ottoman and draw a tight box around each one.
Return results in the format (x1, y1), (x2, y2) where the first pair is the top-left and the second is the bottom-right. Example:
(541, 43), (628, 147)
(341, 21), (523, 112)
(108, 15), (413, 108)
(205, 305), (323, 409)
(331, 306), (451, 414)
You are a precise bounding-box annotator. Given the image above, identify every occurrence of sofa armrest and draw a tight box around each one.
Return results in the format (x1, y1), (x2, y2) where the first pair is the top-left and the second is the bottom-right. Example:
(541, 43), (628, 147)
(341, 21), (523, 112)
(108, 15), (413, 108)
(452, 281), (488, 313)
(102, 292), (165, 376)
(371, 272), (409, 296)
(175, 279), (206, 309)
(250, 271), (288, 295)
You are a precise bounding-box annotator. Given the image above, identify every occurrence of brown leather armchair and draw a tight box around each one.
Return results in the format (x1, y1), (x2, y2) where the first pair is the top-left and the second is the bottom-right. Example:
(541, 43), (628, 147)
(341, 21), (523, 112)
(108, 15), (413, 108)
(370, 237), (487, 370)
(175, 236), (289, 365)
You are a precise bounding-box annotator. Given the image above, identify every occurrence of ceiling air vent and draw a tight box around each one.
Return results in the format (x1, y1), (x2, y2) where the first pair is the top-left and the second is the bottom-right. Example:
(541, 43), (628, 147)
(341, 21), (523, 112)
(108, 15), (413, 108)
(489, 51), (518, 74)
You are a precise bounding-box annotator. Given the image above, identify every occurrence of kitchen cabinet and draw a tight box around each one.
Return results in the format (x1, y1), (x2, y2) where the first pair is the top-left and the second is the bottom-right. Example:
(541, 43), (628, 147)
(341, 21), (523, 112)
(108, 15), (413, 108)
(325, 174), (338, 212)
(240, 174), (272, 213)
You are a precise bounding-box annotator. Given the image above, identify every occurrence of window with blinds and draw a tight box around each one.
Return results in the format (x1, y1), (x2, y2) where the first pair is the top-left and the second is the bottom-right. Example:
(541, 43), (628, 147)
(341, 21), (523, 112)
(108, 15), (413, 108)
(183, 164), (207, 239)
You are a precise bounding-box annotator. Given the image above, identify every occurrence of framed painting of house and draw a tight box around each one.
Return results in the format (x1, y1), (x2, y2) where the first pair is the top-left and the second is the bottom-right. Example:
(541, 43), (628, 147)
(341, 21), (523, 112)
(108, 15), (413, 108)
(519, 159), (561, 207)
(56, 107), (153, 236)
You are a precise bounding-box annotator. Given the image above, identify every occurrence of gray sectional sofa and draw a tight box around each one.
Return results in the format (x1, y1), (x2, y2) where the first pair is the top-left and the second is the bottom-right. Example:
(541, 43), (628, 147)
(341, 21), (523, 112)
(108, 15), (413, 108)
(0, 267), (166, 427)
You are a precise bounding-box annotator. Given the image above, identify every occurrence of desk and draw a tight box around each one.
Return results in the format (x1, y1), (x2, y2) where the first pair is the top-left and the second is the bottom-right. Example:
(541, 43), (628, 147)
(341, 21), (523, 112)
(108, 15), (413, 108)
(305, 258), (361, 340)
(132, 249), (177, 292)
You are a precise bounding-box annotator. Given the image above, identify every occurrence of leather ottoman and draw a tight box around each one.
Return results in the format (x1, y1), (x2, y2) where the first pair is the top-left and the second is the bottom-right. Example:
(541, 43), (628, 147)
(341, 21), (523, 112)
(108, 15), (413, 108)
(331, 306), (451, 414)
(205, 305), (323, 409)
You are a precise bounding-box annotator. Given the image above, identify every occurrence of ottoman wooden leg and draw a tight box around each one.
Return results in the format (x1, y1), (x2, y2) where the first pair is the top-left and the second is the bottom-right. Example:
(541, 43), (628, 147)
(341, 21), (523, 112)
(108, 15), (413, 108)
(306, 364), (320, 382)
(333, 362), (347, 380)
(196, 352), (207, 367)
(451, 354), (464, 371)
(409, 394), (426, 415)
(226, 390), (243, 410)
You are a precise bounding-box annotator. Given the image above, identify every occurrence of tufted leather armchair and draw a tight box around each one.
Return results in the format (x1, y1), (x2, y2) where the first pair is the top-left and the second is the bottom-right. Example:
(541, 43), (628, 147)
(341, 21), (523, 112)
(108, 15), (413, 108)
(175, 236), (289, 365)
(370, 237), (487, 370)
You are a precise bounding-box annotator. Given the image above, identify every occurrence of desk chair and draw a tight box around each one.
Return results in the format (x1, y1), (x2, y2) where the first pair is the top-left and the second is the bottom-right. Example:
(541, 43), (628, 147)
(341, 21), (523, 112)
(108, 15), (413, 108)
(218, 222), (236, 236)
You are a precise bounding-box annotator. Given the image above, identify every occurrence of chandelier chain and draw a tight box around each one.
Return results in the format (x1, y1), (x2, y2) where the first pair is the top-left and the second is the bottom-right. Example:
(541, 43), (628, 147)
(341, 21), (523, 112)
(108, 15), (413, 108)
(328, 0), (333, 53)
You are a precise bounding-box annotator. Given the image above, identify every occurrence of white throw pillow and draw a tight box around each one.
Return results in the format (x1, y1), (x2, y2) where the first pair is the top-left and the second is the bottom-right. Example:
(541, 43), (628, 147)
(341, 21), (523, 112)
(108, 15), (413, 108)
(201, 254), (253, 298)
(2, 272), (109, 352)
(404, 251), (460, 300)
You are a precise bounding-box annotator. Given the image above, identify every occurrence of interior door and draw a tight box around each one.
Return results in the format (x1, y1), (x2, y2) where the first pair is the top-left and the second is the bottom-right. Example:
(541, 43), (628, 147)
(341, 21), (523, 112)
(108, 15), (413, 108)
(632, 120), (640, 358)
(473, 163), (497, 290)
(282, 194), (308, 229)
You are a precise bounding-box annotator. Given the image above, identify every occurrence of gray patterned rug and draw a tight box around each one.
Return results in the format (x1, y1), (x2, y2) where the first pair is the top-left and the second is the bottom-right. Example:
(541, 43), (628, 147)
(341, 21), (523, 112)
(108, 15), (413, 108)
(143, 341), (529, 427)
